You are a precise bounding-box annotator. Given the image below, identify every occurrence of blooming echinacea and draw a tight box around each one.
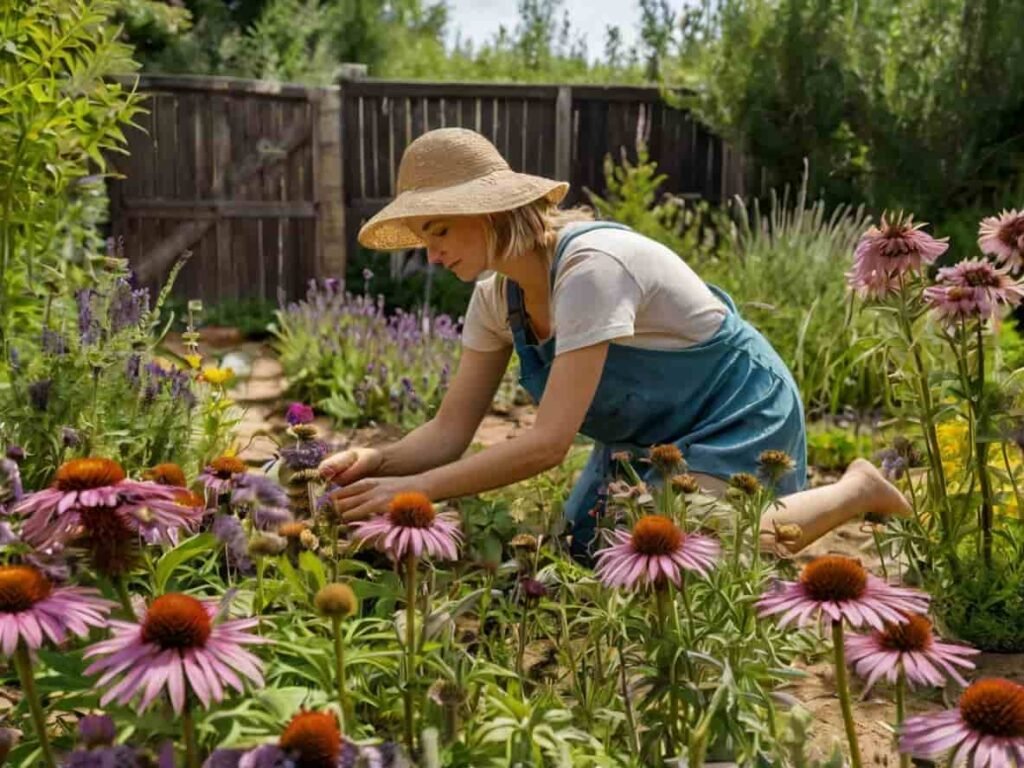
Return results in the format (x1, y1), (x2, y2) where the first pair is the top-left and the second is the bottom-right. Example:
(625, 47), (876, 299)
(11, 457), (203, 551)
(757, 555), (929, 630)
(845, 612), (979, 692)
(846, 213), (949, 298)
(979, 209), (1024, 271)
(199, 455), (249, 497)
(899, 677), (1024, 766)
(594, 514), (720, 589)
(351, 492), (461, 561)
(84, 593), (266, 713)
(0, 564), (112, 655)
(923, 259), (1024, 322)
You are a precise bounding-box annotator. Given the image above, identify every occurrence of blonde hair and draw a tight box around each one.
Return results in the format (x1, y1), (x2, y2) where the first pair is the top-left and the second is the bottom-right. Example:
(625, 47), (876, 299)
(483, 198), (595, 266)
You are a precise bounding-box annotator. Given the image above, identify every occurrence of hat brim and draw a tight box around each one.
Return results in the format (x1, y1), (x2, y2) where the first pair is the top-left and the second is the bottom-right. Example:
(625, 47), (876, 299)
(357, 170), (570, 251)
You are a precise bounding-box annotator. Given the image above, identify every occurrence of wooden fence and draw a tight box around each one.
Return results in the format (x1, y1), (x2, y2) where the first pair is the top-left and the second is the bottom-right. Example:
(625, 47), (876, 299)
(106, 74), (341, 305)
(340, 77), (750, 259)
(106, 73), (749, 304)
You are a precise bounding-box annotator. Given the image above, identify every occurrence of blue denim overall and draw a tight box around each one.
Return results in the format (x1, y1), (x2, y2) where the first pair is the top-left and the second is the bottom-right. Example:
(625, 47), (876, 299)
(506, 222), (808, 560)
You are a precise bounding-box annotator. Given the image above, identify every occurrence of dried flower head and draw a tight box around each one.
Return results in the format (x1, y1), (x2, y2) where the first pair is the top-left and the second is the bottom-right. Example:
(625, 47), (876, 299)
(649, 444), (684, 474)
(757, 450), (795, 485)
(670, 474), (701, 495)
(729, 473), (762, 496)
(314, 583), (358, 619)
(509, 533), (539, 550)
(248, 533), (287, 557)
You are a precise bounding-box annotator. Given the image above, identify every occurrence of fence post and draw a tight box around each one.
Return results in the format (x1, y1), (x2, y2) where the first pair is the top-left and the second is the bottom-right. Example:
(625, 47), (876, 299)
(554, 86), (573, 182)
(316, 86), (346, 279)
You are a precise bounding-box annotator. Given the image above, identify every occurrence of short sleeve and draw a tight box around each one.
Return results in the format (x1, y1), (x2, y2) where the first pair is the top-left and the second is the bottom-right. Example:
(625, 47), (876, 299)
(552, 250), (642, 355)
(461, 275), (514, 351)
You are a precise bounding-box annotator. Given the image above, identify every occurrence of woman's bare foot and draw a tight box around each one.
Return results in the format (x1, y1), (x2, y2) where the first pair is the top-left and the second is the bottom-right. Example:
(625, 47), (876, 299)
(842, 458), (913, 520)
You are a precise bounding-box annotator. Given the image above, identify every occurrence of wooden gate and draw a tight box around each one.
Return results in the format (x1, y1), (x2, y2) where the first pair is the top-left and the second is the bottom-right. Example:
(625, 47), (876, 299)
(107, 75), (331, 304)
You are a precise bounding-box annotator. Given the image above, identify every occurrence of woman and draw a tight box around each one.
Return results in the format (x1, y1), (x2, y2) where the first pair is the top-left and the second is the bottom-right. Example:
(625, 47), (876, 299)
(320, 127), (909, 559)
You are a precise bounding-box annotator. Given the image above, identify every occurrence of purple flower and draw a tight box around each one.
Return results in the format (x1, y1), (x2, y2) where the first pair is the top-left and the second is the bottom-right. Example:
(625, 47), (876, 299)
(108, 278), (149, 333)
(125, 354), (141, 387)
(323, 278), (341, 293)
(41, 328), (68, 355)
(78, 714), (117, 748)
(280, 440), (328, 471)
(77, 289), (99, 345)
(231, 474), (291, 530)
(846, 213), (949, 298)
(61, 426), (81, 447)
(5, 445), (23, 463)
(285, 402), (315, 425)
(28, 379), (52, 411)
(212, 514), (251, 571)
(0, 458), (23, 510)
(65, 745), (142, 768)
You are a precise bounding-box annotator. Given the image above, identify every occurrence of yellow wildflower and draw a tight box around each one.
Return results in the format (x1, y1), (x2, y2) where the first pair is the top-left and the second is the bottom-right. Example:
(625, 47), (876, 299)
(183, 353), (202, 370)
(201, 366), (235, 386)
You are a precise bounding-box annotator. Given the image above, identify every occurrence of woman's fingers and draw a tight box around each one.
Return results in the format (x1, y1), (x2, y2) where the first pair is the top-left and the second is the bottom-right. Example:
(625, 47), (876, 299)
(337, 455), (375, 485)
(342, 504), (377, 523)
(330, 480), (373, 502)
(318, 450), (356, 482)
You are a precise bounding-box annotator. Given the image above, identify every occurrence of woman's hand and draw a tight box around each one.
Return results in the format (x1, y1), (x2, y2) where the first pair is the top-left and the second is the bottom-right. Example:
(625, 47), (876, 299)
(318, 447), (384, 485)
(328, 475), (431, 523)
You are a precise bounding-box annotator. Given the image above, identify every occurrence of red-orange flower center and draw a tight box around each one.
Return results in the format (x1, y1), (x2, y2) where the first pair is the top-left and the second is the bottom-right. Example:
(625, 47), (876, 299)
(279, 521), (309, 539)
(173, 489), (206, 508)
(144, 463), (187, 487)
(800, 556), (868, 602)
(879, 613), (933, 652)
(959, 678), (1024, 738)
(54, 458), (125, 491)
(631, 515), (683, 556)
(0, 565), (52, 613)
(387, 492), (435, 528)
(141, 594), (212, 649)
(209, 456), (246, 479)
(279, 711), (342, 768)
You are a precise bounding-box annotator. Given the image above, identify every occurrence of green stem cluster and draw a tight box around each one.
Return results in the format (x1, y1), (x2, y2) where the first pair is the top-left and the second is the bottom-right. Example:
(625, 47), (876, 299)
(831, 621), (862, 768)
(404, 551), (418, 756)
(15, 644), (56, 768)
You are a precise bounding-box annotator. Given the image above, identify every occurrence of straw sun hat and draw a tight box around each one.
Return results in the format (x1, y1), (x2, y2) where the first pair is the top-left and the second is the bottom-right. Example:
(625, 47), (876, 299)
(357, 127), (570, 251)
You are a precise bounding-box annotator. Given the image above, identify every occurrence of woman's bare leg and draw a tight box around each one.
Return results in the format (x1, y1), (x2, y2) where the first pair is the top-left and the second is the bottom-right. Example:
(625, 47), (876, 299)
(690, 458), (911, 554)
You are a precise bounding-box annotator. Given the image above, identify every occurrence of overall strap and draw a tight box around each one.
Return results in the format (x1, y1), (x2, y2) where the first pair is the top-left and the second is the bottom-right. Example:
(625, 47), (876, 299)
(550, 221), (632, 288)
(507, 221), (633, 338)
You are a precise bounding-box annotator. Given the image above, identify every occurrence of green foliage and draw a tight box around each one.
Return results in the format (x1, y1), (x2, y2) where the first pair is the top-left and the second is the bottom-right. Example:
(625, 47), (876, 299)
(269, 280), (460, 428)
(0, 0), (143, 344)
(586, 146), (716, 261)
(162, 295), (277, 340)
(675, 0), (1024, 219)
(706, 169), (889, 416)
(0, 257), (238, 489)
(806, 422), (876, 472)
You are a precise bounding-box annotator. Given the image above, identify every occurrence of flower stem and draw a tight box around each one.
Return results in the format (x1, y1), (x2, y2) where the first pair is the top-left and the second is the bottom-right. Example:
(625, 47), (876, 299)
(331, 521), (340, 582)
(332, 615), (352, 731)
(14, 644), (56, 768)
(182, 699), (200, 768)
(1002, 442), (1024, 522)
(896, 662), (910, 768)
(515, 596), (529, 680)
(974, 321), (994, 568)
(831, 620), (862, 768)
(404, 551), (418, 756)
(113, 574), (134, 618)
(617, 639), (640, 757)
(654, 587), (676, 757)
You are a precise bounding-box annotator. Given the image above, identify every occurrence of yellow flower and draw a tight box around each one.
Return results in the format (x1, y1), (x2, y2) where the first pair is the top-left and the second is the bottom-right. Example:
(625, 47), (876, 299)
(183, 354), (202, 370)
(201, 366), (235, 386)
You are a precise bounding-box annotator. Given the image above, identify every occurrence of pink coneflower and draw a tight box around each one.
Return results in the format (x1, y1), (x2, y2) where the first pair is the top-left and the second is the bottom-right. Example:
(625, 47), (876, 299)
(11, 457), (203, 552)
(594, 514), (720, 589)
(899, 678), (1024, 766)
(923, 259), (1024, 322)
(845, 612), (979, 691)
(979, 209), (1024, 270)
(0, 564), (112, 655)
(1, 564), (114, 768)
(757, 555), (929, 630)
(198, 455), (249, 497)
(351, 492), (461, 561)
(84, 593), (266, 714)
(846, 213), (949, 298)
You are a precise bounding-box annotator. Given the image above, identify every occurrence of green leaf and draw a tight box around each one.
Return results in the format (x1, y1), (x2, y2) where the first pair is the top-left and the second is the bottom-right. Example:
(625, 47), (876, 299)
(298, 550), (326, 591)
(154, 533), (219, 594)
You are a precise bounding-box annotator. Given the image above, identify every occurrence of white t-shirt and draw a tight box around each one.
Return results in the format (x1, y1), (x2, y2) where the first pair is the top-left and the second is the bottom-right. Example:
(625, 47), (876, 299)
(461, 224), (728, 356)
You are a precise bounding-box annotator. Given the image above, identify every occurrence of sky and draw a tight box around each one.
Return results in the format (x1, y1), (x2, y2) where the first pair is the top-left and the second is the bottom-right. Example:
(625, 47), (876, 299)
(444, 0), (644, 60)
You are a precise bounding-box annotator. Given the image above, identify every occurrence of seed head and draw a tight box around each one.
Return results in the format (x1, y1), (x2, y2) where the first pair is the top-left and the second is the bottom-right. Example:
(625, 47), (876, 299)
(314, 583), (358, 619)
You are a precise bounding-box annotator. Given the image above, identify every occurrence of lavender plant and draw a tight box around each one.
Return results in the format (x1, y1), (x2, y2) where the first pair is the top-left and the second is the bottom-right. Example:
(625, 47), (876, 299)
(270, 278), (459, 429)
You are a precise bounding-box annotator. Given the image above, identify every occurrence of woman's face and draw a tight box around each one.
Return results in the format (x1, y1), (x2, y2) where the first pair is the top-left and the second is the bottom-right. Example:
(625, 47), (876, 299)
(405, 215), (489, 282)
